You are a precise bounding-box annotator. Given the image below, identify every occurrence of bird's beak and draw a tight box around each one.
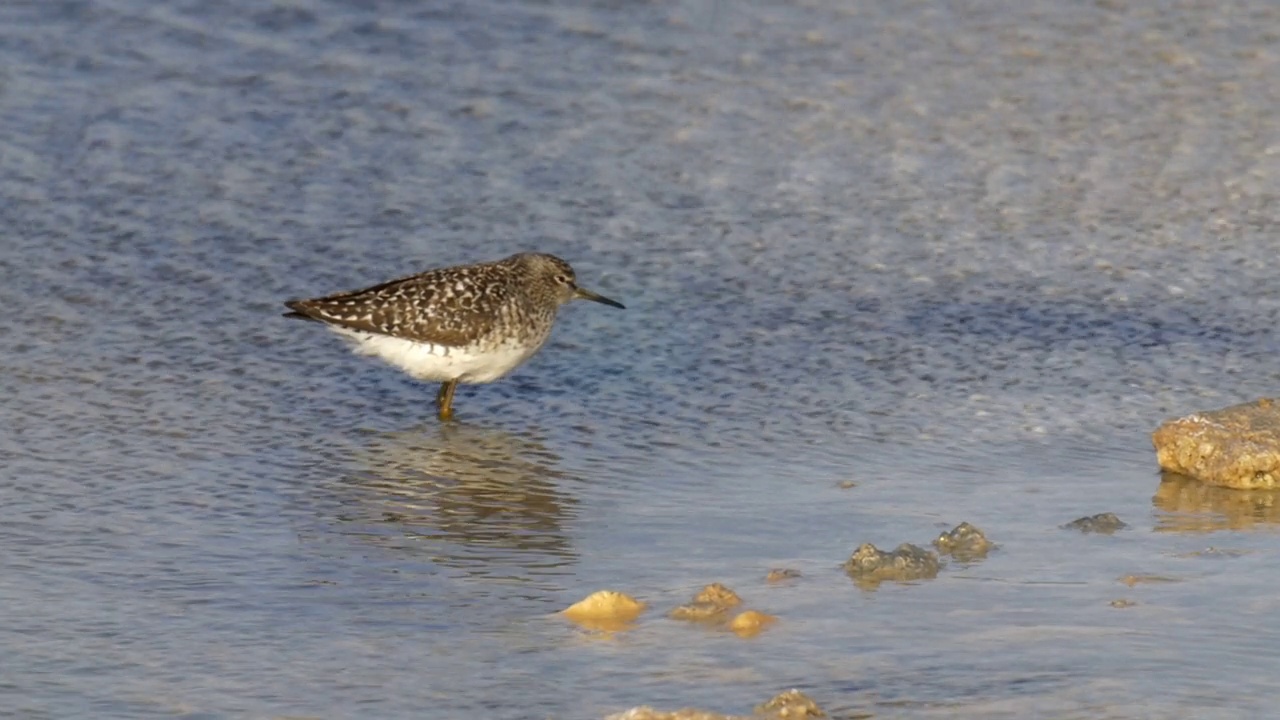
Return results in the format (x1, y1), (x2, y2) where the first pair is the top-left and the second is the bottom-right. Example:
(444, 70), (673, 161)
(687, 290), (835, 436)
(573, 286), (625, 309)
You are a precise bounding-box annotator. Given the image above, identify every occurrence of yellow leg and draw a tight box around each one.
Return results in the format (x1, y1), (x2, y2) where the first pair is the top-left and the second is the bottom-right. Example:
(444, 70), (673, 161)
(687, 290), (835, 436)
(436, 380), (458, 421)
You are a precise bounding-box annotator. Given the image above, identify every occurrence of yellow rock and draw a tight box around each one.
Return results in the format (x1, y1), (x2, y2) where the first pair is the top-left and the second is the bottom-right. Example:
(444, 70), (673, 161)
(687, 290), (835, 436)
(606, 707), (749, 720)
(728, 610), (777, 638)
(1119, 574), (1180, 587)
(668, 601), (730, 622)
(692, 583), (742, 608)
(562, 590), (646, 630)
(755, 689), (825, 718)
(1152, 398), (1280, 488)
(607, 690), (826, 720)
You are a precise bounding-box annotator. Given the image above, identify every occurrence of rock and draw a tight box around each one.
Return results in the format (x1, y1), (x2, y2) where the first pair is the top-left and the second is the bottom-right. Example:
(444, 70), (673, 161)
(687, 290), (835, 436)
(1063, 513), (1127, 533)
(669, 601), (731, 622)
(692, 583), (742, 607)
(843, 542), (940, 586)
(563, 590), (646, 631)
(932, 521), (994, 560)
(754, 689), (825, 718)
(669, 583), (743, 622)
(728, 610), (777, 638)
(605, 690), (825, 720)
(667, 584), (777, 637)
(765, 568), (801, 583)
(1119, 574), (1180, 586)
(606, 707), (748, 720)
(1152, 398), (1280, 488)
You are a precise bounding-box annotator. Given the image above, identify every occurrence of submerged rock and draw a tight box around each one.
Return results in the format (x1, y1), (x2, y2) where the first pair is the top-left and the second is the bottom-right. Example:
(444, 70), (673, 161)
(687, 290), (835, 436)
(932, 521), (994, 560)
(765, 568), (801, 583)
(692, 583), (742, 608)
(728, 610), (777, 638)
(669, 583), (742, 622)
(1152, 398), (1280, 489)
(1063, 513), (1127, 534)
(563, 590), (646, 631)
(754, 689), (825, 718)
(1119, 574), (1180, 587)
(668, 583), (776, 636)
(606, 708), (749, 720)
(606, 690), (825, 720)
(843, 542), (940, 586)
(669, 601), (731, 622)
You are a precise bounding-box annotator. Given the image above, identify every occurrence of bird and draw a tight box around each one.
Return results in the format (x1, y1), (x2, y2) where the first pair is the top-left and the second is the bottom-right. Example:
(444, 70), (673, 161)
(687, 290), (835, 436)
(283, 252), (625, 421)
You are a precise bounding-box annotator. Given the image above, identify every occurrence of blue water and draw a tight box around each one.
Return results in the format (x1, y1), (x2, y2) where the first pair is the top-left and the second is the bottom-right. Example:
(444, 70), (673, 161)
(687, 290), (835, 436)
(4, 0), (1280, 718)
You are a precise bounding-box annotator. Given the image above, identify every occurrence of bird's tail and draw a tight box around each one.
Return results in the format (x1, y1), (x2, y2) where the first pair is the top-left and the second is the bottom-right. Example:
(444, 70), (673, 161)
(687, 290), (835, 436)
(282, 300), (322, 321)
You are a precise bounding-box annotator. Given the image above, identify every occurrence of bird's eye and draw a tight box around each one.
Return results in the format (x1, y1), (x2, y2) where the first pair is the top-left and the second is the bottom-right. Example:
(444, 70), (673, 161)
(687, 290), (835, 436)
(555, 274), (571, 284)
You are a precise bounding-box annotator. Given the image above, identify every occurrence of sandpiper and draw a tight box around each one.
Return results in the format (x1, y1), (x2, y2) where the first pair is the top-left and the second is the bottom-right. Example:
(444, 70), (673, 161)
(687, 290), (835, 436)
(284, 252), (624, 420)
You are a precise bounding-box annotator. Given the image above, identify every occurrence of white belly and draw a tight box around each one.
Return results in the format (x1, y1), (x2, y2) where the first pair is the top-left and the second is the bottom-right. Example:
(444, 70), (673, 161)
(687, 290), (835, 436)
(329, 328), (542, 384)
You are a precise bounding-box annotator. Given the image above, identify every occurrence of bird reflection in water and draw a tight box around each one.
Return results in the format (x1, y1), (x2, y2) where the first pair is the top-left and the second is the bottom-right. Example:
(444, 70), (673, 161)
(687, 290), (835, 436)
(1153, 470), (1280, 532)
(339, 423), (578, 581)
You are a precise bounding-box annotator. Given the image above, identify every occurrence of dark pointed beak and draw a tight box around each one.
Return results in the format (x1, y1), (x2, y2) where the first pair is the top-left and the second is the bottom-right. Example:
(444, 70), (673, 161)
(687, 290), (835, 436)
(573, 286), (625, 309)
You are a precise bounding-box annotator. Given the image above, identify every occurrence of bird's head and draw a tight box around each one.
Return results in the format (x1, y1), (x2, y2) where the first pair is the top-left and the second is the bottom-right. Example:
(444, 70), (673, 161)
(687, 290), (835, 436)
(515, 253), (625, 310)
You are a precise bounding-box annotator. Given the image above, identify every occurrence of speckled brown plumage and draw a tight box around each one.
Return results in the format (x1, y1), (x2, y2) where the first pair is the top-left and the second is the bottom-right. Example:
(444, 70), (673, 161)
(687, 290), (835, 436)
(286, 255), (559, 348)
(283, 252), (624, 421)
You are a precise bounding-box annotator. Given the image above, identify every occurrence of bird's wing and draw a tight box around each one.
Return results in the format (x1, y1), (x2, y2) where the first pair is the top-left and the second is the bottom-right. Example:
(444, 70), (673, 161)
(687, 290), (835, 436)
(283, 266), (514, 348)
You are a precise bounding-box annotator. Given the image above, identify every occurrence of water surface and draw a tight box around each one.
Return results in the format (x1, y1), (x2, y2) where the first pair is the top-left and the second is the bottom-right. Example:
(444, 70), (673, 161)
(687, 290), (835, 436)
(4, 0), (1280, 718)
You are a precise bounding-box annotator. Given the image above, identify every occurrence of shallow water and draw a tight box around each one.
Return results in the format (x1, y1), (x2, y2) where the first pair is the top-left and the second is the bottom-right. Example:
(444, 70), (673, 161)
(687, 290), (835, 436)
(4, 0), (1280, 718)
